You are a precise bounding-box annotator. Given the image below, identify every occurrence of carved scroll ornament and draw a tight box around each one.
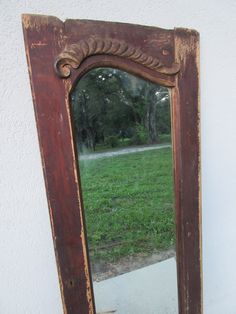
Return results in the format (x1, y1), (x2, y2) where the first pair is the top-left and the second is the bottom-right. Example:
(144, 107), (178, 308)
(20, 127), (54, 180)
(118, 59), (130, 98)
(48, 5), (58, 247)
(54, 36), (180, 78)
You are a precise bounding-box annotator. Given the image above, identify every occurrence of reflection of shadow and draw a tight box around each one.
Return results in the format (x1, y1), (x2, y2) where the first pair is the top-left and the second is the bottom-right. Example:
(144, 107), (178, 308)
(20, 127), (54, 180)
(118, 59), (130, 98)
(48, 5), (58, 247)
(91, 247), (176, 282)
(97, 311), (116, 314)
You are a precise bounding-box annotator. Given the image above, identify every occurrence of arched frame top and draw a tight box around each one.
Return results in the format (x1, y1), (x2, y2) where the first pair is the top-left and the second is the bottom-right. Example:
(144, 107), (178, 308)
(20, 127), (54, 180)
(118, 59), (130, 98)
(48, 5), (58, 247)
(67, 54), (177, 89)
(22, 14), (201, 314)
(54, 36), (181, 79)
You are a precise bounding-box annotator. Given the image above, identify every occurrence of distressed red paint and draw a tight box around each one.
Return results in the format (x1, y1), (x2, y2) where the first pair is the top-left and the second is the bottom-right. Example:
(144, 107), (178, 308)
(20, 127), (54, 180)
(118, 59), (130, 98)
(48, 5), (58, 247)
(22, 14), (201, 314)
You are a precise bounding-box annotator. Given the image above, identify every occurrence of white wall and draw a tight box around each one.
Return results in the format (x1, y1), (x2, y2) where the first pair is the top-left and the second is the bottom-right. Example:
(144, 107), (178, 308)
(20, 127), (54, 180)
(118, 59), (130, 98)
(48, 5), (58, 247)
(1, 0), (236, 313)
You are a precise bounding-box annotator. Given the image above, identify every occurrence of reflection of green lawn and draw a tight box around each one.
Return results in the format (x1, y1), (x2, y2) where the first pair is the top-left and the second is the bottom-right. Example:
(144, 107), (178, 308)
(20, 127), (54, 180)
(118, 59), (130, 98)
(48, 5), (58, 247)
(79, 148), (175, 263)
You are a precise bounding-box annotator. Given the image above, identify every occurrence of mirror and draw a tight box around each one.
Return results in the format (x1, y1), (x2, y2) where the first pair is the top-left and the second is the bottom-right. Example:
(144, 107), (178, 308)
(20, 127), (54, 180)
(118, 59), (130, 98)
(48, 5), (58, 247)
(71, 68), (178, 313)
(23, 15), (201, 313)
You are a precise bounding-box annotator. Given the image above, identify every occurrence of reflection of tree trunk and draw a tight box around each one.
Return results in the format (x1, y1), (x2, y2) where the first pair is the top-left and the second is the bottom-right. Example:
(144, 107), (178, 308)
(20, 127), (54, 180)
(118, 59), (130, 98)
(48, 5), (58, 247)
(146, 101), (158, 144)
(143, 87), (159, 144)
(80, 93), (97, 151)
(133, 110), (139, 124)
(86, 128), (96, 151)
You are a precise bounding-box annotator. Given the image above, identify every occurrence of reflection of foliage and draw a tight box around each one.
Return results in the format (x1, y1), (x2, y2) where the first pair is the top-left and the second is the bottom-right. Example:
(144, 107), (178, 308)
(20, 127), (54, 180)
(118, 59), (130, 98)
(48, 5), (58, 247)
(131, 123), (149, 145)
(104, 135), (119, 148)
(71, 68), (171, 151)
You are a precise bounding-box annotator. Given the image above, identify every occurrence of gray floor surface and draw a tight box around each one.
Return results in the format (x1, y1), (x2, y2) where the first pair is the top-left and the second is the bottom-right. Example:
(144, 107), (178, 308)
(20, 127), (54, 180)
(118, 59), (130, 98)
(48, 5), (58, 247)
(93, 257), (178, 314)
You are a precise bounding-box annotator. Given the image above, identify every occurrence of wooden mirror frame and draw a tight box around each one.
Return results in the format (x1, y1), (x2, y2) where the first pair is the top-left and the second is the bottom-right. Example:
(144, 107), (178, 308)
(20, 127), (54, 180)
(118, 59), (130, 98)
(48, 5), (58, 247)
(22, 14), (201, 314)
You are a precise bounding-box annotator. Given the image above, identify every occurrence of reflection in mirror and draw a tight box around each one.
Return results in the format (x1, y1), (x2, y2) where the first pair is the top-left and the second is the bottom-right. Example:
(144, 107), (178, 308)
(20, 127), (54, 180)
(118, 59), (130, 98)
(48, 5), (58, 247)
(71, 68), (178, 313)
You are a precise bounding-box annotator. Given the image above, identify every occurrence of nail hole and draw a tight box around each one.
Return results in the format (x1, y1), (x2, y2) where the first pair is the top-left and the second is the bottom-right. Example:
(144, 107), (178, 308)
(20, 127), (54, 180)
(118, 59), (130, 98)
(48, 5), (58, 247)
(66, 279), (76, 288)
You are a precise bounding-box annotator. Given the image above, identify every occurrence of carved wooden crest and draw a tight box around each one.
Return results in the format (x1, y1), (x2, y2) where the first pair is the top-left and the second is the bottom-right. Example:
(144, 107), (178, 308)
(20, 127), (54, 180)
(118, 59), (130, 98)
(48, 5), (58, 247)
(54, 36), (180, 78)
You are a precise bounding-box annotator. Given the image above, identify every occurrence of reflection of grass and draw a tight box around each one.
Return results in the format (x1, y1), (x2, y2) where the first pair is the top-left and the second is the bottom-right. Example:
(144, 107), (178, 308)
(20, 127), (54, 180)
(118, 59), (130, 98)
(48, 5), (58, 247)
(79, 148), (175, 263)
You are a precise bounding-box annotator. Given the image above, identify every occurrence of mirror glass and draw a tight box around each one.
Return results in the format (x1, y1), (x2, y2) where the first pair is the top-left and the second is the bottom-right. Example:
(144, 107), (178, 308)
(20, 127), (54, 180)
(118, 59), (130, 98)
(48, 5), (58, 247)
(71, 68), (178, 313)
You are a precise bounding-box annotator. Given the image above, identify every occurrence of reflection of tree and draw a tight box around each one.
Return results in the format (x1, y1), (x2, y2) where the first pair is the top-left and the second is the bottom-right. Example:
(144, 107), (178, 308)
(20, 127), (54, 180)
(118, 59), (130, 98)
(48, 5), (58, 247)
(71, 68), (171, 151)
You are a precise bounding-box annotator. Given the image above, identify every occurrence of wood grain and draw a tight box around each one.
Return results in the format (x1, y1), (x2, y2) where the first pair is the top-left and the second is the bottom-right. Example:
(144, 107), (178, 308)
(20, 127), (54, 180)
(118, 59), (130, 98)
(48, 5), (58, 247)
(54, 36), (180, 78)
(173, 28), (201, 314)
(22, 14), (201, 314)
(22, 14), (95, 314)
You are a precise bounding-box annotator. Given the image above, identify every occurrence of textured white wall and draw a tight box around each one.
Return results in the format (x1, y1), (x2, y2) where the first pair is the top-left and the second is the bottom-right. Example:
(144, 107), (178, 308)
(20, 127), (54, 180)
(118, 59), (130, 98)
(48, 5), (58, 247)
(1, 0), (236, 313)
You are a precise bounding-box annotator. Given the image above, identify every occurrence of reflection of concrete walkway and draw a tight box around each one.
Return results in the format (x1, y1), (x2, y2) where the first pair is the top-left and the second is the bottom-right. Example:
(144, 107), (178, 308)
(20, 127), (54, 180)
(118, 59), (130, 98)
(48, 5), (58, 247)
(94, 257), (178, 314)
(79, 144), (171, 160)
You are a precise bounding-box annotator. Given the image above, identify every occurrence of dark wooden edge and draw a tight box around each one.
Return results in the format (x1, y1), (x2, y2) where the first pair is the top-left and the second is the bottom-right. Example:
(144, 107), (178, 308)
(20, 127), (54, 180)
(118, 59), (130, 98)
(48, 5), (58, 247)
(172, 28), (202, 314)
(22, 14), (202, 314)
(21, 14), (95, 314)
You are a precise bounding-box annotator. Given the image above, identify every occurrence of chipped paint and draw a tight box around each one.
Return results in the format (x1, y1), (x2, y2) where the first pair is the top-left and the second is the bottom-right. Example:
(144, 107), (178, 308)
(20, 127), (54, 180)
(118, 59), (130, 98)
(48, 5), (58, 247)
(64, 79), (95, 313)
(31, 41), (48, 48)
(174, 28), (202, 314)
(22, 14), (201, 314)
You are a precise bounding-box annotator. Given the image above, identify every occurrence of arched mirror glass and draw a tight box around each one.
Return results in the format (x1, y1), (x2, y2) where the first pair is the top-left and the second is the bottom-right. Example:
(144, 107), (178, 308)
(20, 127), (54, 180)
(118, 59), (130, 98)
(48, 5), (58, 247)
(71, 67), (178, 313)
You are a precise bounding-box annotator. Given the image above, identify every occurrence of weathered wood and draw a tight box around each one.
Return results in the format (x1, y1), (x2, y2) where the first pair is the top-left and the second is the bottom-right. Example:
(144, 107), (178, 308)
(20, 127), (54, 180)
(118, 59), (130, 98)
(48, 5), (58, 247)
(22, 14), (95, 314)
(54, 36), (180, 78)
(22, 14), (201, 314)
(172, 28), (201, 314)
